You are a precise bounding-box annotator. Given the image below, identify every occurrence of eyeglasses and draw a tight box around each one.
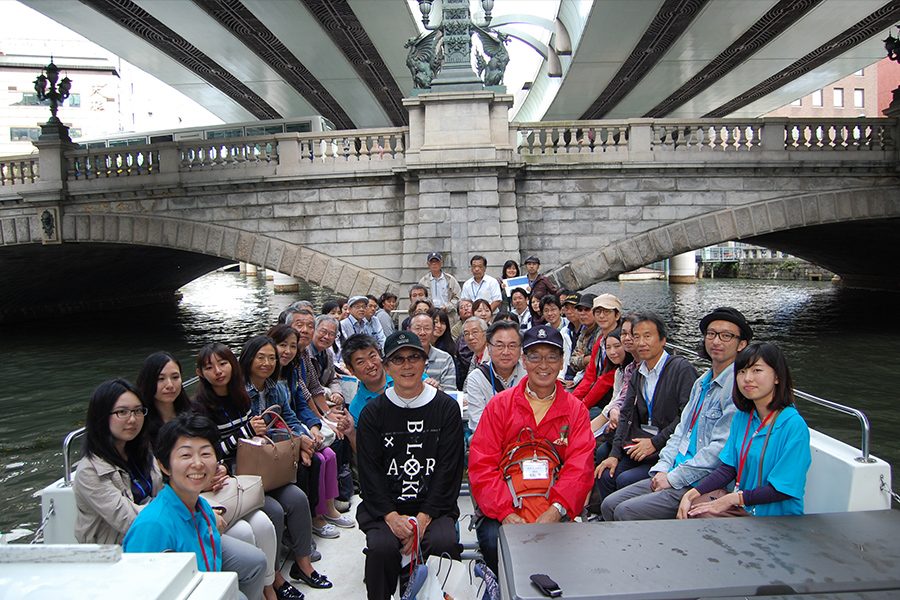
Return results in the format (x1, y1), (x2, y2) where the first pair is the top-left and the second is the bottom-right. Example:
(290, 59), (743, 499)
(705, 330), (739, 342)
(490, 342), (521, 352)
(524, 353), (563, 365)
(110, 407), (149, 419)
(316, 328), (337, 339)
(410, 326), (433, 334)
(463, 330), (485, 339)
(387, 354), (426, 366)
(593, 307), (616, 315)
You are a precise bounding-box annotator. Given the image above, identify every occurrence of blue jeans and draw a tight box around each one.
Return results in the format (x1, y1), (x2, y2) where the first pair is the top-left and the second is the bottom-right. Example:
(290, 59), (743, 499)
(475, 516), (501, 575)
(595, 455), (653, 503)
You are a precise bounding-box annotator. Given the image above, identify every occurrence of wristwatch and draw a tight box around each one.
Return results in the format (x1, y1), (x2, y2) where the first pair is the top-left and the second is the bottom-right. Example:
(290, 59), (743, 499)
(551, 501), (567, 517)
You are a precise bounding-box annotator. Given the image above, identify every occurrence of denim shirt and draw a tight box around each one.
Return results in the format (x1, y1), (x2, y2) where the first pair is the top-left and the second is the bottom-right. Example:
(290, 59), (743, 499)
(245, 378), (310, 437)
(652, 363), (737, 489)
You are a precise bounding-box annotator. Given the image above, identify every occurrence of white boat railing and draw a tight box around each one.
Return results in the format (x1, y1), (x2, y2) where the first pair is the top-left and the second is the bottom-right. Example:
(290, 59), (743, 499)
(665, 341), (874, 463)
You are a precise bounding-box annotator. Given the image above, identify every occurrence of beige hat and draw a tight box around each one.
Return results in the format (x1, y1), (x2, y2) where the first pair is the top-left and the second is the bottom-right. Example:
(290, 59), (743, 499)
(592, 293), (623, 312)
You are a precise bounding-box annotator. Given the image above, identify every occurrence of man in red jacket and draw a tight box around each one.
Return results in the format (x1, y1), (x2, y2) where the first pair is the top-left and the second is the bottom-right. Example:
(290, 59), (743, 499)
(469, 325), (594, 574)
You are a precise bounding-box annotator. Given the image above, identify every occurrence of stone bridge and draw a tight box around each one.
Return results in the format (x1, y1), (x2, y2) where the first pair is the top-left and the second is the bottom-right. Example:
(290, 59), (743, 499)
(1, 92), (898, 321)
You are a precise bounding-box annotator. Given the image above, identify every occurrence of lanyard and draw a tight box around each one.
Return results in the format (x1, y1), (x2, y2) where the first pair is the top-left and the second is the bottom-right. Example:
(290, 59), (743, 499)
(685, 373), (714, 437)
(472, 278), (485, 300)
(129, 456), (152, 501)
(735, 410), (777, 491)
(220, 404), (242, 442)
(194, 506), (217, 571)
(643, 374), (654, 426)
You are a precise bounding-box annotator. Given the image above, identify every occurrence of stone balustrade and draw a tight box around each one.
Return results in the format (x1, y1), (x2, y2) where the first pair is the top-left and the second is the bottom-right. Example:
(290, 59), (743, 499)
(68, 146), (158, 180)
(513, 117), (895, 161)
(3, 116), (895, 197)
(0, 154), (40, 186)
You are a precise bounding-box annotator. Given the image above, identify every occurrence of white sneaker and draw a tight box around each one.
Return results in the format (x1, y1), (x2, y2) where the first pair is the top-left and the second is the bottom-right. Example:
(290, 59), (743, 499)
(324, 514), (355, 528)
(312, 523), (340, 539)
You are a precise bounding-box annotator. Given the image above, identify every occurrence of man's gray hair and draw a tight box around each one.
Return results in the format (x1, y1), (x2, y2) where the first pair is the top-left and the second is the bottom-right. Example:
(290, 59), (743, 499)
(315, 314), (339, 330)
(464, 316), (488, 332)
(283, 306), (314, 325)
(290, 300), (313, 310)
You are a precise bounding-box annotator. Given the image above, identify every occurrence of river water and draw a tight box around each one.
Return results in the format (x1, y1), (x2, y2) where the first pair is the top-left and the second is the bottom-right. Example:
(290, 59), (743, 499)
(1, 271), (897, 536)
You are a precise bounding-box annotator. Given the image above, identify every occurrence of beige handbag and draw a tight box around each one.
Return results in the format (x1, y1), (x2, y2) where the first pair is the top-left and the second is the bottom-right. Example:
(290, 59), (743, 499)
(235, 411), (301, 491)
(200, 475), (265, 529)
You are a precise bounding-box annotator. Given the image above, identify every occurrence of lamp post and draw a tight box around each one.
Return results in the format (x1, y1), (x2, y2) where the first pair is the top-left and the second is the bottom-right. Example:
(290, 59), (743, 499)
(408, 0), (507, 92)
(33, 58), (73, 140)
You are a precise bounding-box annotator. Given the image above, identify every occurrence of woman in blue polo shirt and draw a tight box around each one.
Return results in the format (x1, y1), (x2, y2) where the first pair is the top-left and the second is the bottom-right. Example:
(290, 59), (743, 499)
(124, 414), (265, 600)
(677, 342), (811, 518)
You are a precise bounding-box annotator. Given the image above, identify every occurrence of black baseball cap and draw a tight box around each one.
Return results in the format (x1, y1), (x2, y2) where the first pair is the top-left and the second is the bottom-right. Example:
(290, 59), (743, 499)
(522, 325), (564, 352)
(383, 331), (427, 359)
(427, 252), (442, 262)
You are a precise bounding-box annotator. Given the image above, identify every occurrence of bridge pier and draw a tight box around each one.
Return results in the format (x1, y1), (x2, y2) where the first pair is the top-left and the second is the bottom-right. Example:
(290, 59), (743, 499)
(273, 272), (299, 293)
(669, 251), (697, 284)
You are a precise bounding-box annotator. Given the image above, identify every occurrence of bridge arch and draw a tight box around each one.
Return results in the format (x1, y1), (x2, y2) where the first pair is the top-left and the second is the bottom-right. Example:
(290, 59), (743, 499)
(0, 213), (396, 322)
(549, 186), (900, 290)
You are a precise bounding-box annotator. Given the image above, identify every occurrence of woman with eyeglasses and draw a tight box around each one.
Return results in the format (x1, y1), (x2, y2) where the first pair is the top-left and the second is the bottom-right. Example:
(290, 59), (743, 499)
(74, 379), (161, 545)
(239, 335), (333, 591)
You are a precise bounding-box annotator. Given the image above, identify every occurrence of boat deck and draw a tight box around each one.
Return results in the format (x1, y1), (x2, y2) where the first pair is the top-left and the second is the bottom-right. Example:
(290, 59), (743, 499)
(295, 493), (479, 600)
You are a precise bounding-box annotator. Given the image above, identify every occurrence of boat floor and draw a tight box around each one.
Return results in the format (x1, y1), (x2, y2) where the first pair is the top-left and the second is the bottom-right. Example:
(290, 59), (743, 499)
(289, 494), (479, 600)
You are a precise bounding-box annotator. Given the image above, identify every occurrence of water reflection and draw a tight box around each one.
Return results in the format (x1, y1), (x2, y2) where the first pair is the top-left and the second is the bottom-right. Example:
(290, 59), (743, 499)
(0, 273), (897, 534)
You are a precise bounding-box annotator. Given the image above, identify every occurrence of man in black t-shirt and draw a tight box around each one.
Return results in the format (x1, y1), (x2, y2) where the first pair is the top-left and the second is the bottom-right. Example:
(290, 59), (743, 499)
(355, 331), (464, 600)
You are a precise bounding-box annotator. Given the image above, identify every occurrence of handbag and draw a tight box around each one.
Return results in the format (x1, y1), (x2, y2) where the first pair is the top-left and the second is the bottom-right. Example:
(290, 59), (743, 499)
(318, 420), (338, 449)
(200, 475), (265, 530)
(236, 410), (301, 491)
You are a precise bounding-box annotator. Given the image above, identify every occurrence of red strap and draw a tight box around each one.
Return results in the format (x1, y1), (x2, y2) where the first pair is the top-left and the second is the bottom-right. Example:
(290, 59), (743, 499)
(736, 411), (776, 491)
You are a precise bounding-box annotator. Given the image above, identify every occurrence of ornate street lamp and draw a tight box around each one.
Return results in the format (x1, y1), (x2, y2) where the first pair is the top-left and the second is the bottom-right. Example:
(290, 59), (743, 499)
(34, 58), (72, 125)
(405, 0), (509, 92)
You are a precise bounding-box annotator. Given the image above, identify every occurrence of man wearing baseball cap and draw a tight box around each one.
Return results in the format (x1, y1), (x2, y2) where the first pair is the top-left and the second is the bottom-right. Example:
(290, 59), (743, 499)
(418, 252), (461, 326)
(468, 325), (594, 574)
(355, 331), (465, 600)
(523, 255), (559, 300)
(573, 293), (623, 405)
(600, 307), (752, 521)
(340, 295), (386, 348)
(568, 293), (600, 385)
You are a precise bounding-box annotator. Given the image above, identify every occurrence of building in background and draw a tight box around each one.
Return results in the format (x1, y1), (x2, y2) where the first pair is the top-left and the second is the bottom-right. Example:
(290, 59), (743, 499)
(1, 0), (220, 156)
(764, 57), (895, 119)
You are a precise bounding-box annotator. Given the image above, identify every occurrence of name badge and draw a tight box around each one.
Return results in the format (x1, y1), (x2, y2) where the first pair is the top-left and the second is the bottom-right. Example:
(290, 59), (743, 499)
(522, 459), (549, 480)
(641, 425), (659, 436)
(678, 435), (690, 457)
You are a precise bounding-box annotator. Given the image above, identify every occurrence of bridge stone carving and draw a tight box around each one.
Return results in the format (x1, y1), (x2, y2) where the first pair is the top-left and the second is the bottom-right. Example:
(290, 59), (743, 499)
(1, 91), (898, 321)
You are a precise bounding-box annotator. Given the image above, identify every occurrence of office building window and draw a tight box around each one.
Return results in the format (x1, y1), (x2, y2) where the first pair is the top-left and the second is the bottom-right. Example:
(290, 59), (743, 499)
(791, 98), (802, 106)
(812, 89), (823, 107)
(10, 127), (41, 141)
(854, 69), (864, 76)
(854, 89), (864, 108)
(833, 88), (844, 108)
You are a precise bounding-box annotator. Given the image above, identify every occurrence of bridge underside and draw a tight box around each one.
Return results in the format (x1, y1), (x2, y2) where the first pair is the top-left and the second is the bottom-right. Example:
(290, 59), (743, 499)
(746, 217), (900, 289)
(0, 243), (230, 323)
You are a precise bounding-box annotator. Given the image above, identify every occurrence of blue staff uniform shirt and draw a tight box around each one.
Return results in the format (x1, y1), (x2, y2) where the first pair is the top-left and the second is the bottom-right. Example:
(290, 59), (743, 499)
(123, 484), (222, 572)
(718, 405), (810, 516)
(349, 375), (392, 424)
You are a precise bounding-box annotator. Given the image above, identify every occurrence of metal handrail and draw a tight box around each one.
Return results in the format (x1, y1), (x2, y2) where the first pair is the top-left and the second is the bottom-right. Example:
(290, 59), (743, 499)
(61, 375), (203, 485)
(62, 427), (86, 486)
(665, 342), (873, 463)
